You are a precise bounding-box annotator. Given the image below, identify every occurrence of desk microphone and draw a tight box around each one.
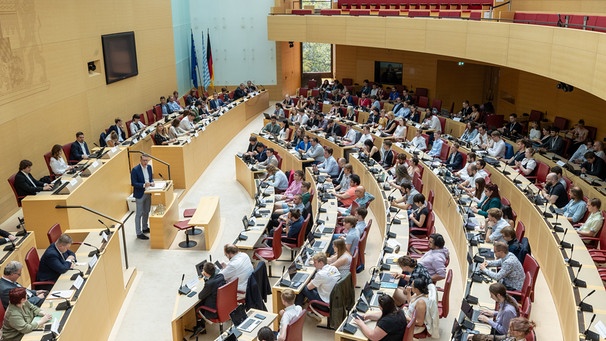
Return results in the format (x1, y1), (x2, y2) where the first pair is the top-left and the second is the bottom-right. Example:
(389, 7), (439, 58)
(93, 143), (99, 147)
(178, 274), (191, 295)
(97, 219), (112, 236)
(543, 201), (553, 218)
(560, 229), (572, 249)
(81, 242), (100, 257)
(566, 244), (581, 268)
(499, 160), (510, 176)
(3, 240), (16, 252)
(579, 289), (596, 313)
(55, 297), (72, 311)
(159, 173), (165, 180)
(584, 314), (600, 341)
(68, 268), (84, 281)
(572, 264), (587, 288)
(511, 171), (522, 185)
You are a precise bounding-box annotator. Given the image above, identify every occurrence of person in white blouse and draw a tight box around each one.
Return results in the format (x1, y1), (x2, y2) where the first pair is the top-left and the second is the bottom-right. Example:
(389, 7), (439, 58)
(393, 118), (407, 141)
(49, 144), (73, 175)
(220, 244), (253, 295)
(515, 147), (537, 175)
(342, 123), (358, 145)
(355, 125), (373, 148)
(487, 131), (506, 158)
(179, 111), (196, 131)
(129, 113), (146, 136)
(168, 119), (187, 139)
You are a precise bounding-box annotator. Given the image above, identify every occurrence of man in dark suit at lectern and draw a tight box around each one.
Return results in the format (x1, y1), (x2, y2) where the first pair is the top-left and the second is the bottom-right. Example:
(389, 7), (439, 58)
(131, 154), (154, 240)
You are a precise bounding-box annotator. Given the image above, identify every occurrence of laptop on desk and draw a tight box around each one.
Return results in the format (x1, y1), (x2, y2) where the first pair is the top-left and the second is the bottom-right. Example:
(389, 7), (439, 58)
(307, 234), (326, 250)
(195, 259), (223, 277)
(279, 263), (310, 288)
(461, 299), (482, 323)
(229, 304), (262, 333)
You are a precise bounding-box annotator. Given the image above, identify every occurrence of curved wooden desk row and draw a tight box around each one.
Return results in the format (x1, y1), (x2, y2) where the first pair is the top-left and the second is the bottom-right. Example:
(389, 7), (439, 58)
(0, 231), (36, 288)
(401, 139), (606, 341)
(22, 229), (129, 341)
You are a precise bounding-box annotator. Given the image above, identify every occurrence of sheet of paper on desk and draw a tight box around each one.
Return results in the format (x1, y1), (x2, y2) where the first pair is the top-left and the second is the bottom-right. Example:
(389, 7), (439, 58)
(149, 181), (166, 190)
(50, 290), (75, 299)
(186, 278), (199, 289)
(556, 160), (566, 167)
(386, 239), (401, 249)
(51, 319), (60, 334)
(595, 321), (606, 338)
(32, 311), (63, 326)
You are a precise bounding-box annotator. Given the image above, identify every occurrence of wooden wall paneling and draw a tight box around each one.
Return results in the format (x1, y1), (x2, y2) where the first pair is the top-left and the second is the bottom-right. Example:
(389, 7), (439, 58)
(435, 60), (490, 112)
(510, 0), (606, 14)
(465, 21), (510, 66)
(307, 16), (347, 43)
(345, 17), (387, 49)
(385, 18), (428, 54)
(267, 16), (308, 42)
(425, 19), (468, 59)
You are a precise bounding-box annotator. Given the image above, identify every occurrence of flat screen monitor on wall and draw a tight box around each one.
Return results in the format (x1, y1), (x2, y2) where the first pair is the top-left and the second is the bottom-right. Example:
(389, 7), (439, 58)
(374, 61), (402, 85)
(101, 31), (138, 84)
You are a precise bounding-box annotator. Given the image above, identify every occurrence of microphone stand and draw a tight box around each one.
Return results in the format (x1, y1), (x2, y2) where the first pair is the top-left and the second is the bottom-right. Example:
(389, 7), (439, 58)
(54, 205), (130, 269)
(127, 150), (172, 181)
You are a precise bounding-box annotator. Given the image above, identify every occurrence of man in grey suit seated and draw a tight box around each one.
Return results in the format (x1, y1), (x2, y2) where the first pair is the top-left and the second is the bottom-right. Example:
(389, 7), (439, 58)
(0, 261), (46, 309)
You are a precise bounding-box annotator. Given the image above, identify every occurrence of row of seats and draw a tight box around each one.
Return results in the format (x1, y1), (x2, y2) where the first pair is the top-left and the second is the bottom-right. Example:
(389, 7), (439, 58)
(292, 8), (483, 19)
(513, 12), (606, 33)
(337, 0), (493, 10)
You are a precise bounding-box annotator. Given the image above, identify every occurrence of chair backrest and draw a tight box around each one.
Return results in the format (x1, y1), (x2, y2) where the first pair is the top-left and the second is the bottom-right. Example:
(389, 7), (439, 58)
(523, 255), (540, 300)
(427, 190), (435, 206)
(350, 249), (359, 287)
(288, 170), (295, 185)
(284, 309), (306, 341)
(534, 162), (549, 184)
(153, 105), (162, 122)
(62, 143), (74, 164)
(518, 271), (533, 303)
(296, 214), (311, 247)
(504, 143), (514, 159)
(515, 221), (526, 241)
(403, 309), (417, 341)
(7, 174), (24, 207)
(357, 230), (368, 268)
(25, 247), (40, 284)
(125, 120), (133, 137)
(275, 152), (283, 169)
(47, 223), (62, 245)
(413, 173), (423, 193)
(43, 151), (55, 179)
(432, 99), (442, 111)
(146, 109), (156, 124)
(424, 211), (435, 230)
(485, 114), (504, 130)
(525, 330), (536, 341)
(272, 223), (283, 260)
(501, 197), (511, 206)
(439, 140), (450, 162)
(553, 116), (568, 130)
(439, 269), (453, 318)
(528, 110), (543, 122)
(0, 301), (4, 327)
(99, 132), (107, 147)
(216, 279), (239, 323)
(520, 296), (532, 319)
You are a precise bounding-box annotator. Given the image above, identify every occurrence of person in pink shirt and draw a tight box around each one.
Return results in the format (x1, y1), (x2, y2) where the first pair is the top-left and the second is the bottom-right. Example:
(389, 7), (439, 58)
(274, 170), (304, 207)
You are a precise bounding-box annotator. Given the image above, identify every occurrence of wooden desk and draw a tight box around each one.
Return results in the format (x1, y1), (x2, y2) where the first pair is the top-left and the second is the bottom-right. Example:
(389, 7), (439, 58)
(171, 276), (206, 341)
(235, 155), (266, 198)
(213, 309), (278, 341)
(255, 134), (309, 171)
(189, 196), (221, 250)
(149, 193), (179, 249)
(152, 91), (269, 192)
(0, 232), (36, 288)
(21, 148), (131, 247)
(23, 229), (132, 341)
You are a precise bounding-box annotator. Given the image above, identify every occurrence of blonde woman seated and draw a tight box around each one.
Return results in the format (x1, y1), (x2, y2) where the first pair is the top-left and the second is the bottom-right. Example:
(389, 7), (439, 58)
(153, 124), (176, 145)
(168, 118), (187, 139)
(105, 131), (119, 147)
(49, 144), (74, 175)
(392, 117), (407, 141)
(327, 238), (352, 278)
(403, 279), (439, 337)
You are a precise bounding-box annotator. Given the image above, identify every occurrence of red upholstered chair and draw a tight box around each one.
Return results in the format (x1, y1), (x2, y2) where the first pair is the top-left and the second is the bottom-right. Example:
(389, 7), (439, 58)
(349, 249), (359, 287)
(410, 211), (435, 238)
(438, 269), (452, 318)
(403, 309), (417, 341)
(173, 220), (197, 248)
(520, 296), (532, 318)
(515, 221), (526, 241)
(413, 173), (424, 193)
(527, 161), (549, 185)
(196, 279), (238, 333)
(525, 330), (536, 341)
(417, 96), (429, 108)
(63, 143), (79, 165)
(43, 152), (57, 180)
(146, 109), (156, 125)
(253, 223), (283, 277)
(439, 140), (450, 162)
(275, 152), (283, 169)
(427, 190), (435, 206)
(25, 247), (56, 290)
(357, 230), (368, 273)
(523, 255), (540, 301)
(507, 271), (533, 303)
(284, 309), (306, 341)
(0, 302), (4, 328)
(580, 211), (606, 250)
(183, 208), (197, 218)
(298, 88), (309, 97)
(553, 116), (568, 131)
(7, 174), (26, 207)
(484, 114), (504, 130)
(47, 223), (63, 245)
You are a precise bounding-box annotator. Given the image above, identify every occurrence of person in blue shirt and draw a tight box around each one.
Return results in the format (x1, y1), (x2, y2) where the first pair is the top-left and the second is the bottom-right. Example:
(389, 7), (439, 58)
(254, 143), (268, 163)
(282, 209), (304, 244)
(427, 132), (443, 157)
(167, 95), (182, 112)
(555, 186), (587, 223)
(388, 87), (399, 101)
(314, 147), (339, 178)
(267, 165), (289, 191)
(296, 135), (311, 153)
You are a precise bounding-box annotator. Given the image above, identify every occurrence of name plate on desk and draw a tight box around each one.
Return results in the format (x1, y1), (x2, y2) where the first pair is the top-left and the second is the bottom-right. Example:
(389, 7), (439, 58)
(80, 161), (100, 177)
(88, 254), (98, 269)
(101, 147), (119, 159)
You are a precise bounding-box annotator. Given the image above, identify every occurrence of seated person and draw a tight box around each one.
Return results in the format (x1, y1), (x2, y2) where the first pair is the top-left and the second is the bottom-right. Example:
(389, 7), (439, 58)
(454, 152), (477, 180)
(69, 131), (90, 161)
(244, 136), (260, 156)
(257, 326), (274, 341)
(352, 294), (407, 340)
(482, 208), (510, 243)
(168, 118), (187, 139)
(445, 143), (464, 171)
(417, 233), (449, 283)
(500, 113), (523, 137)
(105, 131), (119, 147)
(514, 147), (537, 176)
(379, 140), (395, 168)
(179, 111), (196, 131)
(388, 164), (413, 193)
(266, 165), (289, 192)
(538, 126), (564, 155)
(540, 172), (568, 208)
(581, 151), (606, 180)
(471, 183), (502, 217)
(457, 164), (482, 194)
(362, 139), (381, 163)
(262, 116), (281, 135)
(327, 216), (360, 255)
(576, 198), (603, 237)
(479, 242), (525, 291)
(295, 253), (340, 306)
(305, 138), (325, 163)
(14, 160), (52, 198)
(277, 289), (303, 341)
(0, 261), (46, 309)
(402, 279), (439, 336)
(356, 126), (374, 148)
(37, 234), (76, 290)
(327, 238), (353, 278)
(334, 163), (352, 192)
(219, 244), (253, 294)
(1, 287), (51, 341)
(107, 117), (126, 142)
(153, 124), (175, 145)
(49, 144), (74, 175)
(314, 147), (339, 178)
(296, 135), (311, 153)
(193, 261), (226, 335)
(390, 182), (420, 211)
(409, 194), (430, 230)
(275, 170), (304, 203)
(254, 143), (268, 163)
(392, 255), (432, 306)
(487, 131), (506, 158)
(129, 113), (146, 136)
(426, 132), (443, 158)
(461, 121), (478, 142)
(273, 194), (305, 217)
(335, 175), (361, 208)
(472, 283), (520, 338)
(555, 187), (587, 224)
(501, 226), (529, 263)
(256, 148), (278, 169)
(506, 139), (530, 166)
